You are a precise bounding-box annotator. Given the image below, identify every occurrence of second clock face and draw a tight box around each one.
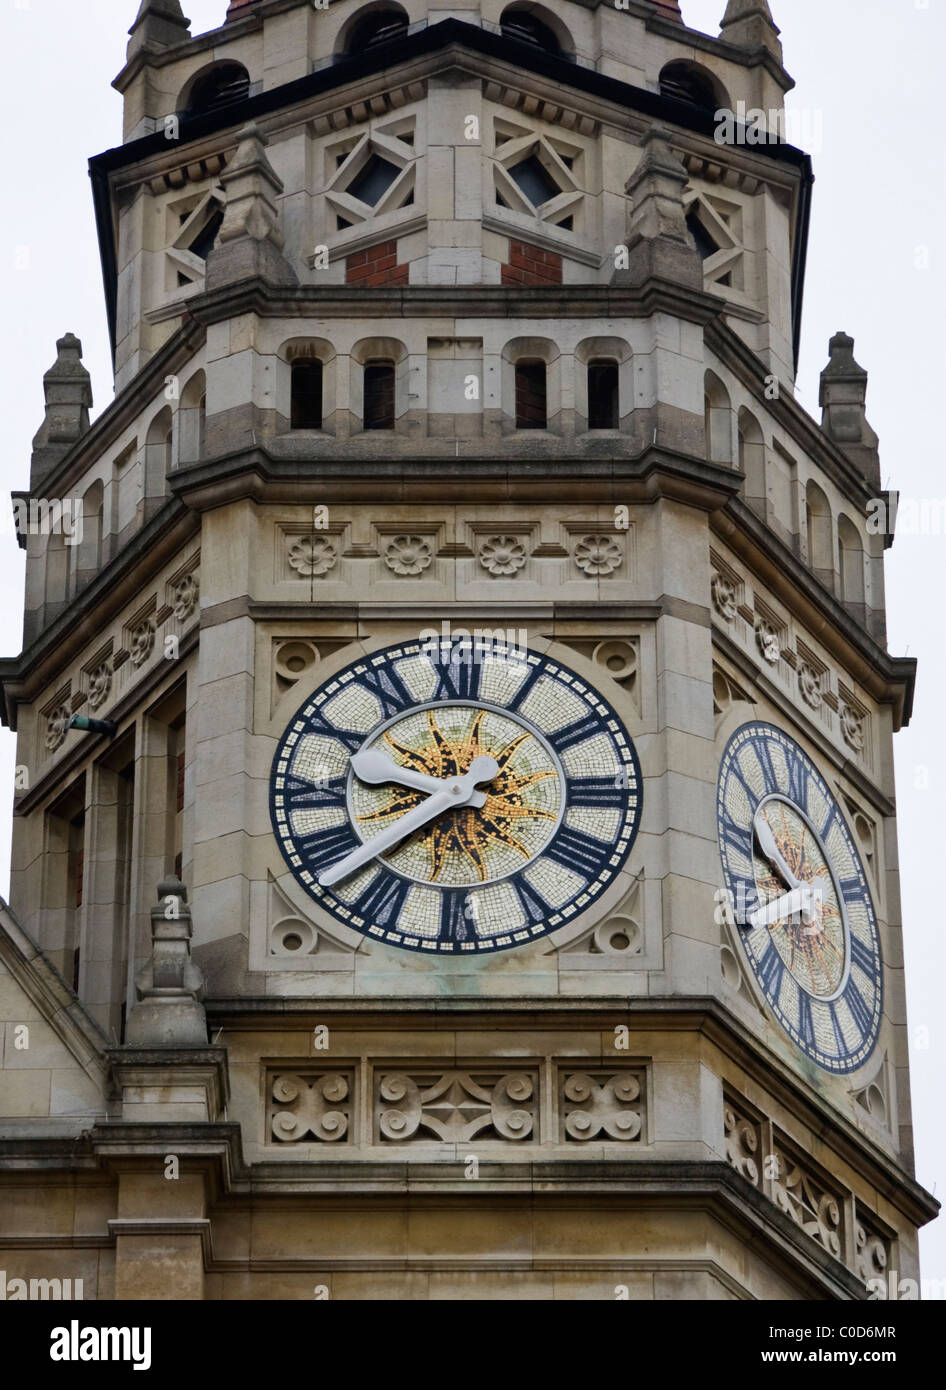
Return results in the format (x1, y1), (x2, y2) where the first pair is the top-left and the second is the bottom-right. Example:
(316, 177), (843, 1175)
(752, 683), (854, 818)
(270, 641), (642, 953)
(717, 722), (883, 1074)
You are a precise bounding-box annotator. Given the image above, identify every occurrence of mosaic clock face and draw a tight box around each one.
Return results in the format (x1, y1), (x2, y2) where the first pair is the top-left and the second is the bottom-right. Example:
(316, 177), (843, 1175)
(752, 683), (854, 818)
(270, 640), (642, 954)
(717, 722), (882, 1074)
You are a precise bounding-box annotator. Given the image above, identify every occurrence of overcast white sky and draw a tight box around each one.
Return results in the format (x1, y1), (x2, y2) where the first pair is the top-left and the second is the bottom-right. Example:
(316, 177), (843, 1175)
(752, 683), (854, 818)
(0, 0), (942, 1288)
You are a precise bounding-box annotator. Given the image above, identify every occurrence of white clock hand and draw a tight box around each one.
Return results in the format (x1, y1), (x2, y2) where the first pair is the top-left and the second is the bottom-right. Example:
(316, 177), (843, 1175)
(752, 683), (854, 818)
(748, 884), (817, 930)
(319, 755), (499, 887)
(351, 747), (487, 810)
(754, 811), (801, 891)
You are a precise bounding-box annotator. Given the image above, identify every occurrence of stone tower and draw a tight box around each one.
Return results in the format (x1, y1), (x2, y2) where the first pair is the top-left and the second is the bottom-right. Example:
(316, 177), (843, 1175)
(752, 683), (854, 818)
(0, 0), (936, 1301)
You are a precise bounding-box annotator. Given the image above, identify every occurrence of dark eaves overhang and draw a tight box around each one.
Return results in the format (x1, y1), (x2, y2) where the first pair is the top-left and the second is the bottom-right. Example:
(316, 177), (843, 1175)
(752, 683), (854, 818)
(89, 18), (813, 365)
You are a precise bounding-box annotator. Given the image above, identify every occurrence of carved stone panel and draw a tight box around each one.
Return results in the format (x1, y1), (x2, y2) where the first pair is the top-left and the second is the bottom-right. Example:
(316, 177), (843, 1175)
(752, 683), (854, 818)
(374, 1068), (538, 1143)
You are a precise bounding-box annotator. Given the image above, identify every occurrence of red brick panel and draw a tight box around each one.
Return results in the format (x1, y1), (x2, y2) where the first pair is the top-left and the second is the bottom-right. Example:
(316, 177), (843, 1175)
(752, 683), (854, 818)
(226, 0), (260, 19)
(346, 239), (410, 286)
(501, 240), (562, 287)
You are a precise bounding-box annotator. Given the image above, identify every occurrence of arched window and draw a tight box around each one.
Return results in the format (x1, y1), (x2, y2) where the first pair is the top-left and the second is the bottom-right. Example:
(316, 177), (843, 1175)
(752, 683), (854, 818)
(184, 62), (250, 117)
(515, 360), (547, 429)
(806, 481), (833, 581)
(500, 6), (572, 59)
(291, 361), (323, 430)
(145, 407), (174, 508)
(838, 514), (865, 608)
(344, 6), (408, 55)
(364, 360), (396, 430)
(737, 408), (765, 513)
(45, 530), (69, 613)
(588, 360), (619, 430)
(76, 481), (104, 586)
(179, 371), (206, 465)
(659, 61), (727, 111)
(704, 370), (733, 465)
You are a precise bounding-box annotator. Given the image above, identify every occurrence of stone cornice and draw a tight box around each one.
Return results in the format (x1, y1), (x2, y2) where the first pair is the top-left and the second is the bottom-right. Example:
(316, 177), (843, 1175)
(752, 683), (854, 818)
(713, 500), (916, 727)
(706, 319), (879, 512)
(202, 994), (938, 1229)
(0, 500), (199, 732)
(166, 441), (740, 513)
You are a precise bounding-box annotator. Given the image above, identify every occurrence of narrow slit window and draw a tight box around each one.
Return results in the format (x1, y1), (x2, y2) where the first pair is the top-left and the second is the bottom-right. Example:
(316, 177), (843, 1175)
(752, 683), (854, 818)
(588, 360), (619, 430)
(291, 360), (323, 430)
(364, 360), (396, 430)
(515, 361), (547, 429)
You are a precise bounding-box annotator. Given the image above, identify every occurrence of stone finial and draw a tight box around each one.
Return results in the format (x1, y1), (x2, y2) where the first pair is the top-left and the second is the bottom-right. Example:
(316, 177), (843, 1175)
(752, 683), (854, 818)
(819, 333), (880, 487)
(226, 0), (260, 20)
(125, 877), (208, 1046)
(30, 333), (93, 490)
(719, 0), (783, 59)
(205, 123), (298, 290)
(648, 0), (684, 22)
(126, 0), (190, 62)
(614, 125), (702, 289)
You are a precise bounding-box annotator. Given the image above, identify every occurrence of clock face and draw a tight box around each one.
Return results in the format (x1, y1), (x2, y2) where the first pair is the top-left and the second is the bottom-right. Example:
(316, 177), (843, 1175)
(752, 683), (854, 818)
(270, 640), (642, 953)
(717, 722), (882, 1074)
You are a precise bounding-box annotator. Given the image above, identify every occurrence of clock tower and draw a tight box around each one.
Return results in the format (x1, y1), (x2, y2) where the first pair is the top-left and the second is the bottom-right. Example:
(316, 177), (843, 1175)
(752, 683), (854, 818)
(0, 0), (936, 1300)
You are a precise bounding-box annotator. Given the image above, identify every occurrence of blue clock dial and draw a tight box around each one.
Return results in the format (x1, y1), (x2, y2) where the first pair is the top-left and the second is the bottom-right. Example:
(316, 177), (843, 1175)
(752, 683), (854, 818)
(270, 640), (643, 954)
(717, 722), (882, 1074)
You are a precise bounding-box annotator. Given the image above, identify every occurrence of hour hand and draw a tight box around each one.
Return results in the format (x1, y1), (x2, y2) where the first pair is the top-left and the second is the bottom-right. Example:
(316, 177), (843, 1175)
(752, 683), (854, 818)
(748, 884), (817, 930)
(319, 755), (499, 887)
(351, 747), (487, 809)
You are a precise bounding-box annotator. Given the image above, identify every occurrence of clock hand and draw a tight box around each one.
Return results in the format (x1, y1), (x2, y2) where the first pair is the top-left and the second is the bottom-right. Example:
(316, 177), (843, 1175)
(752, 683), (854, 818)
(319, 755), (499, 887)
(748, 884), (817, 930)
(753, 811), (802, 891)
(351, 747), (487, 810)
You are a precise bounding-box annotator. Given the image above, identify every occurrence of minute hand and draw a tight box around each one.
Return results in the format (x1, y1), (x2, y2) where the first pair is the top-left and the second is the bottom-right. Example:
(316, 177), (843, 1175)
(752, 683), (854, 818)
(754, 811), (801, 890)
(318, 755), (498, 888)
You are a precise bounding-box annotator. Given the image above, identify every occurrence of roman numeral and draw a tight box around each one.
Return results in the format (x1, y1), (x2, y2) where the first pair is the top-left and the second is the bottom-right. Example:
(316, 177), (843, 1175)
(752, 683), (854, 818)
(439, 890), (470, 944)
(352, 873), (410, 925)
(567, 777), (629, 810)
(797, 990), (814, 1047)
(547, 715), (602, 754)
(846, 979), (874, 1037)
(757, 941), (784, 996)
(514, 876), (552, 924)
(787, 754), (808, 810)
(839, 875), (865, 904)
(301, 824), (361, 873)
(849, 933), (877, 977)
(545, 827), (604, 876)
(433, 656), (481, 701)
(285, 776), (348, 809)
(360, 665), (416, 718)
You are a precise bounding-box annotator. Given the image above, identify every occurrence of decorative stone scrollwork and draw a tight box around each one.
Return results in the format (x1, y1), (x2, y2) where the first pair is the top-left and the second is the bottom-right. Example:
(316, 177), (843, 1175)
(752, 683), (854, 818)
(798, 662), (824, 710)
(855, 1217), (890, 1286)
(840, 703), (866, 752)
(479, 535), (527, 576)
(771, 1147), (843, 1260)
(574, 535), (623, 577)
(270, 1072), (352, 1143)
(172, 572), (200, 621)
(287, 536), (337, 578)
(561, 1071), (643, 1141)
(45, 703), (71, 752)
(274, 640), (319, 685)
(711, 570), (738, 621)
(724, 1103), (760, 1186)
(375, 1069), (536, 1143)
(383, 536), (433, 576)
(755, 619), (781, 665)
(88, 662), (112, 710)
(130, 619), (156, 667)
